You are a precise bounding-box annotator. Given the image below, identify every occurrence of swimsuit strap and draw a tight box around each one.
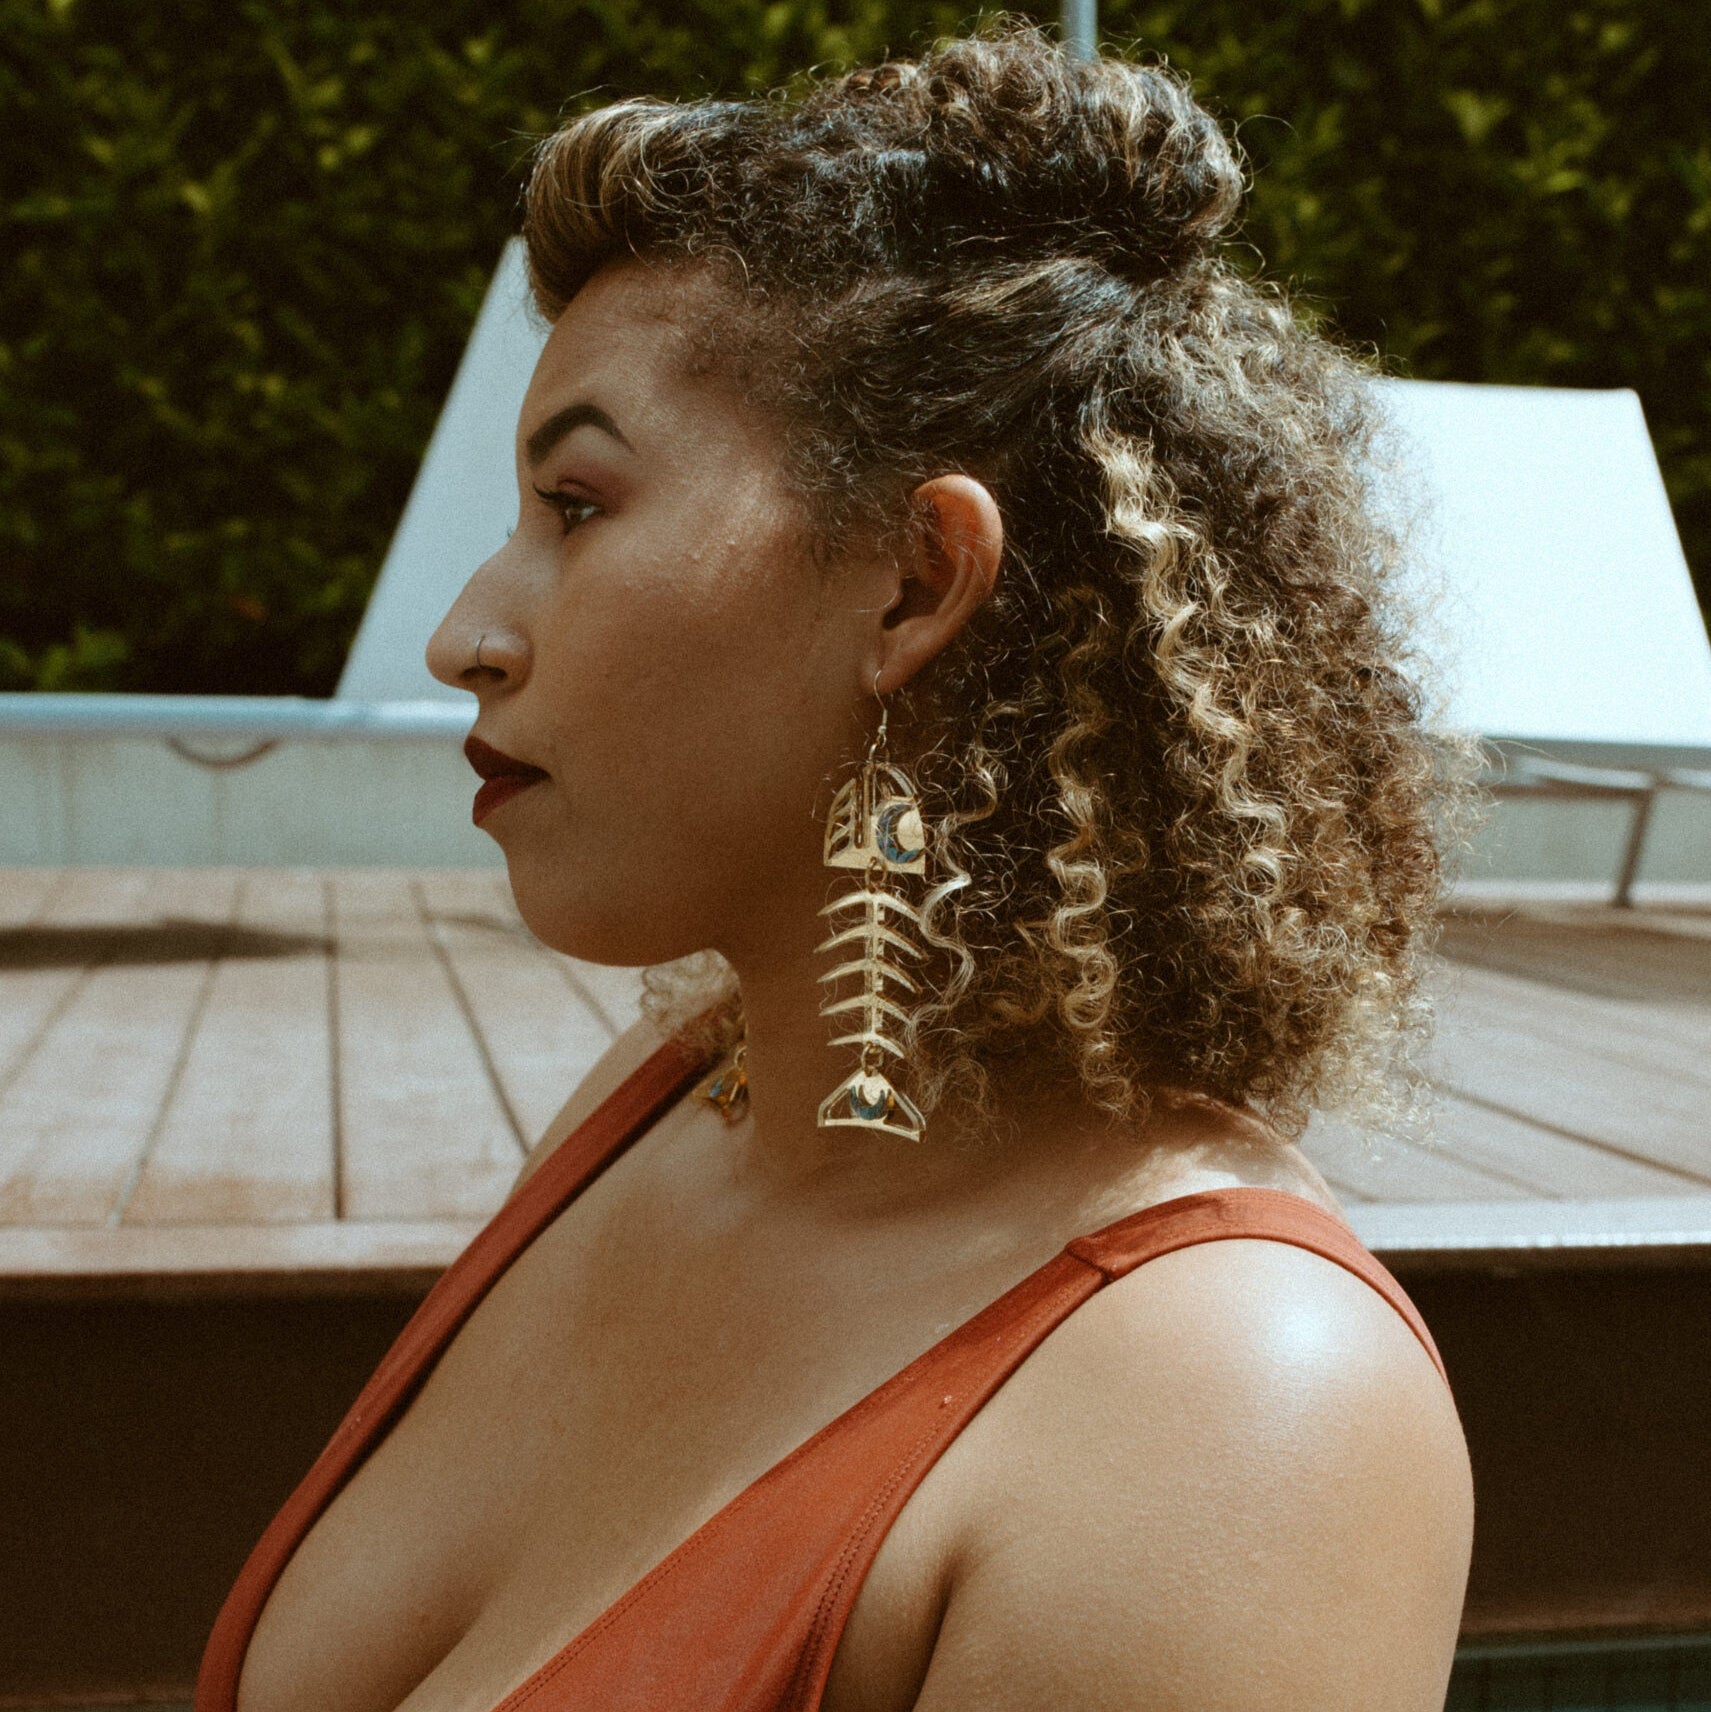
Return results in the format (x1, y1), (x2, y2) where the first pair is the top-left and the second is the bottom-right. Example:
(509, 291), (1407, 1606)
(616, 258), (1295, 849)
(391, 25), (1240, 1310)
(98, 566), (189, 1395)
(1068, 1184), (1445, 1379)
(770, 1186), (1445, 1708)
(486, 1186), (1449, 1712)
(193, 1034), (709, 1712)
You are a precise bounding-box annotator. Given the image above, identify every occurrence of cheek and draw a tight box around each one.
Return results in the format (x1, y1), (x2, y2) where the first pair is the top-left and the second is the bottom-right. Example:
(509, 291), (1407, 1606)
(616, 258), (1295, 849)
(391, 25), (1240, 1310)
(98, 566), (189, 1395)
(526, 528), (848, 878)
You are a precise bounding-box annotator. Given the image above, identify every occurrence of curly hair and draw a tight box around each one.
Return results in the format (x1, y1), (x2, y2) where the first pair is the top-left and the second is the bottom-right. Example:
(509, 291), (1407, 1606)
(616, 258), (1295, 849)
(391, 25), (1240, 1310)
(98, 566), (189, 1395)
(521, 16), (1473, 1141)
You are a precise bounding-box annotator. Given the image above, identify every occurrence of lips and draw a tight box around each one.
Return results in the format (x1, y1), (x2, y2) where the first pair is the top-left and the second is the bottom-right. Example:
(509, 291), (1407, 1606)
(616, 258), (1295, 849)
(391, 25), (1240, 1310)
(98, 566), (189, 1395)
(464, 735), (549, 826)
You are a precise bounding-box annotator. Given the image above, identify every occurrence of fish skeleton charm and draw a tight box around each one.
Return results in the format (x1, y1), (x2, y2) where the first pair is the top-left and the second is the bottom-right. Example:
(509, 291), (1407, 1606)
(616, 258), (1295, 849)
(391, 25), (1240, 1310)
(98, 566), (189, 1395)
(817, 750), (929, 1141)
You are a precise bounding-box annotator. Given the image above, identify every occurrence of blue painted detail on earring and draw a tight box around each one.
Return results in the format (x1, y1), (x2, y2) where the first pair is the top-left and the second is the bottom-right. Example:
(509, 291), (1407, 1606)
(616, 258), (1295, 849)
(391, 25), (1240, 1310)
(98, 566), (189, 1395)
(850, 1075), (896, 1122)
(875, 801), (925, 866)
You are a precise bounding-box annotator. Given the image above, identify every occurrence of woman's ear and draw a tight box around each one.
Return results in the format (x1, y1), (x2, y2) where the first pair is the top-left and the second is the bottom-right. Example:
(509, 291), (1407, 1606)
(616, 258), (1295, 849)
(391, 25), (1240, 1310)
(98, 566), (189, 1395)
(873, 474), (1003, 696)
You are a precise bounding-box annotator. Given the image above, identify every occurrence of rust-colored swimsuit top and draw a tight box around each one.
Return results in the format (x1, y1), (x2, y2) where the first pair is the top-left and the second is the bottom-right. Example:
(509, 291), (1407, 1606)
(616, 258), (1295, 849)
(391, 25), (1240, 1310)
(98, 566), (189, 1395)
(197, 1037), (1449, 1712)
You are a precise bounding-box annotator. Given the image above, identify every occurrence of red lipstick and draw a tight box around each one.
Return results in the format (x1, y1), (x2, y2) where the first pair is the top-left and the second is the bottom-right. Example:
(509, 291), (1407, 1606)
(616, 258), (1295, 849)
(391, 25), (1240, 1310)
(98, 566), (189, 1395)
(464, 735), (549, 826)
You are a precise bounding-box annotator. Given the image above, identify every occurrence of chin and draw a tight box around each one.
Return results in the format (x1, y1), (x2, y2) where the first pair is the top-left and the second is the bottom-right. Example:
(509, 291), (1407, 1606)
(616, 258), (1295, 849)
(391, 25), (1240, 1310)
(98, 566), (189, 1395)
(501, 845), (700, 969)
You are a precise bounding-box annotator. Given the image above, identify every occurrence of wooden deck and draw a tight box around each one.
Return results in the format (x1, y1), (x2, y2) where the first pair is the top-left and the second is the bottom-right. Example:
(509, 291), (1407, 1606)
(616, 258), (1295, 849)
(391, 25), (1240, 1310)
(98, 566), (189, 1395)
(0, 868), (641, 1294)
(1, 867), (1708, 1291)
(4, 867), (1710, 1693)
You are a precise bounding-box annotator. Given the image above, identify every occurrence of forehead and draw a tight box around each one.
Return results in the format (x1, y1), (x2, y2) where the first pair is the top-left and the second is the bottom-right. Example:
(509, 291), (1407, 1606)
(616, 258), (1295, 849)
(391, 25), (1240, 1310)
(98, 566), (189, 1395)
(518, 258), (747, 454)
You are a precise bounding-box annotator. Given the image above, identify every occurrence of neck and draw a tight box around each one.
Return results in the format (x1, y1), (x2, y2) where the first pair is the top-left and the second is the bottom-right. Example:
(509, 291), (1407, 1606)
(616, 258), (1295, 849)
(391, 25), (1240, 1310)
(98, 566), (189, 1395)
(708, 875), (1130, 1219)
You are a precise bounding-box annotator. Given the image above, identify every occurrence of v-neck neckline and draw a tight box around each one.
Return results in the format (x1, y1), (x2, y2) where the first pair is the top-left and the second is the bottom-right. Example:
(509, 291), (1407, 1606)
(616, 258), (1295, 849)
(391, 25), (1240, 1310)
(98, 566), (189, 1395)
(404, 1039), (1091, 1706)
(484, 1196), (1103, 1706)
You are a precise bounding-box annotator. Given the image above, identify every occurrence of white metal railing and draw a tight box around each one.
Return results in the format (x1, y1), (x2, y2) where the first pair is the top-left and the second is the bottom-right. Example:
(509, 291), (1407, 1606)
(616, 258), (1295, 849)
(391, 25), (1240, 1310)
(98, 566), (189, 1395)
(0, 694), (472, 740)
(3, 695), (1705, 902)
(1486, 751), (1711, 907)
(0, 694), (473, 769)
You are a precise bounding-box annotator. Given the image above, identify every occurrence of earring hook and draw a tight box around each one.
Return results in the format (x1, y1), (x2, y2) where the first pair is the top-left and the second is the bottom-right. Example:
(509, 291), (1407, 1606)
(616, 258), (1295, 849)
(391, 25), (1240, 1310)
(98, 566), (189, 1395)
(865, 667), (888, 768)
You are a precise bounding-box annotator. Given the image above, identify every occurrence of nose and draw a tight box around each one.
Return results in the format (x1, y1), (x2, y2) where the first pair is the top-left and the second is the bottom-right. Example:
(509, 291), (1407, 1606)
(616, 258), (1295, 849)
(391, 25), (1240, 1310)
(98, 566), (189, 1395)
(424, 623), (529, 692)
(425, 572), (531, 694)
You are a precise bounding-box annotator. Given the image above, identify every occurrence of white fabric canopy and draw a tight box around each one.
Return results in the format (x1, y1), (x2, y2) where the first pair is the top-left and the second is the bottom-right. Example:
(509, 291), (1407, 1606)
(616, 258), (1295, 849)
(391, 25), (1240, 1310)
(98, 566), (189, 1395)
(339, 242), (1711, 754)
(1371, 377), (1711, 750)
(337, 242), (542, 704)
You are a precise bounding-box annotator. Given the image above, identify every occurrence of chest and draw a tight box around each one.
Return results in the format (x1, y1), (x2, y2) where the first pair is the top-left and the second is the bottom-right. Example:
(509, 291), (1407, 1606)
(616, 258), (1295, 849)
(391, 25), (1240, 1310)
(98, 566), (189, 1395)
(234, 1188), (993, 1712)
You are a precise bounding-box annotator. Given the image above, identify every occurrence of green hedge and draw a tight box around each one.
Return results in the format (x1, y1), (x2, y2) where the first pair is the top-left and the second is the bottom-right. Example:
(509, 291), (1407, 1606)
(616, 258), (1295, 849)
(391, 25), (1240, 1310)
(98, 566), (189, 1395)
(3, 0), (1707, 693)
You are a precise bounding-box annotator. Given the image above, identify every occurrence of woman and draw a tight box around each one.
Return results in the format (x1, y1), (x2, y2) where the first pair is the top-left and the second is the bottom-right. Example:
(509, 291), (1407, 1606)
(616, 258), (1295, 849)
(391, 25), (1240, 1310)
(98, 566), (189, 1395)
(201, 20), (1473, 1712)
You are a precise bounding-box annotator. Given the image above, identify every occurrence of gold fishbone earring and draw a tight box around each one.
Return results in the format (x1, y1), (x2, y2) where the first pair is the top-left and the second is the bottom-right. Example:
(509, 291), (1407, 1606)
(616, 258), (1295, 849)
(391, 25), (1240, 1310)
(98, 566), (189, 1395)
(816, 679), (929, 1141)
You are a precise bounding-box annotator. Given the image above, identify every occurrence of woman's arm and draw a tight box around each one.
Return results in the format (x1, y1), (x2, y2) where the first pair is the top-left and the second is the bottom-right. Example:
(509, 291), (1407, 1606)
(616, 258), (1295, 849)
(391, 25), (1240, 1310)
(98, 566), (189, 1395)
(907, 1238), (1473, 1712)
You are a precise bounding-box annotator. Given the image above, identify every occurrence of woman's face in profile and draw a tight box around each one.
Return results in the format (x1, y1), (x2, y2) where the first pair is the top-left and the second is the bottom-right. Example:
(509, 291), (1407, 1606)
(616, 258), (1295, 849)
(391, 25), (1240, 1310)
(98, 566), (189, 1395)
(427, 258), (885, 969)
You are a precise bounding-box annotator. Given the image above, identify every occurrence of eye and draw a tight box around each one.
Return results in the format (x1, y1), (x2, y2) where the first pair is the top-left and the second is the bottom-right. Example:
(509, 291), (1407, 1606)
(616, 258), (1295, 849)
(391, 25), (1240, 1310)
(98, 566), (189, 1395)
(532, 484), (601, 536)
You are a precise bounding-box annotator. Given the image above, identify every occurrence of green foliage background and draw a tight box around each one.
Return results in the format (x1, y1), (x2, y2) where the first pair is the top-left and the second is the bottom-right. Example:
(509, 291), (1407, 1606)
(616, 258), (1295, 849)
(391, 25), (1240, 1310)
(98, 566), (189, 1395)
(4, 0), (1708, 693)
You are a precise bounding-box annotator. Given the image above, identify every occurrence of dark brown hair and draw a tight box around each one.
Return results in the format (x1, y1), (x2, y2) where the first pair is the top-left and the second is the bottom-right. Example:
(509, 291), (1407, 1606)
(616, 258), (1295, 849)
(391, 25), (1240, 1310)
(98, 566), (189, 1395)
(522, 16), (1470, 1140)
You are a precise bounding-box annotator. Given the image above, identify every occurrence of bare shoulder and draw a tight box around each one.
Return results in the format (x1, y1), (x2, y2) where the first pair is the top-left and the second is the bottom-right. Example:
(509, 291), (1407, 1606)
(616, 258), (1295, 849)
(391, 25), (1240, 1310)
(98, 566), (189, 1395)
(915, 1228), (1473, 1711)
(507, 1014), (676, 1197)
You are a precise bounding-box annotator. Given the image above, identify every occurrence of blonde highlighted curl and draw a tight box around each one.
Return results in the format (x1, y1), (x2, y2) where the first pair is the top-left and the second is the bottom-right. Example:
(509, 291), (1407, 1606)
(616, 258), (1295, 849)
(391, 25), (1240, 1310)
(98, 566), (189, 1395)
(522, 17), (1474, 1142)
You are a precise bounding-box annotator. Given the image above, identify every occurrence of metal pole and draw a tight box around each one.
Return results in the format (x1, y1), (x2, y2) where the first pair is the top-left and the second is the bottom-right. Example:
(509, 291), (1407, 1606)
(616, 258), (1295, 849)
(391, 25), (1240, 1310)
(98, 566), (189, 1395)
(1061, 0), (1097, 59)
(1613, 786), (1658, 909)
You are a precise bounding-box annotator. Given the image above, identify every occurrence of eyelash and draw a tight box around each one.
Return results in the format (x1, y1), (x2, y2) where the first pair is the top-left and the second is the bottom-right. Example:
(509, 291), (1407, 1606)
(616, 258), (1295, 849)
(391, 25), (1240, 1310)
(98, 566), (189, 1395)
(532, 485), (601, 535)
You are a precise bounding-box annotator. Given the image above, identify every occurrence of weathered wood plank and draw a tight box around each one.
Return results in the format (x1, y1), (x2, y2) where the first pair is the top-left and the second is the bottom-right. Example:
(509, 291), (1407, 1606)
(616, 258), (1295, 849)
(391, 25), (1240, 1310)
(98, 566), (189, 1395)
(449, 870), (646, 1038)
(1, 870), (160, 1089)
(1349, 1194), (1711, 1270)
(1440, 955), (1709, 1065)
(13, 1191), (1711, 1298)
(0, 871), (239, 1225)
(0, 869), (87, 1088)
(415, 871), (641, 1142)
(330, 871), (522, 1222)
(1428, 974), (1711, 1183)
(3, 874), (1707, 1277)
(0, 1216), (480, 1298)
(1301, 1113), (1535, 1205)
(0, 868), (66, 928)
(1636, 910), (1711, 943)
(1439, 909), (1711, 1015)
(1426, 1090), (1704, 1198)
(123, 872), (337, 1226)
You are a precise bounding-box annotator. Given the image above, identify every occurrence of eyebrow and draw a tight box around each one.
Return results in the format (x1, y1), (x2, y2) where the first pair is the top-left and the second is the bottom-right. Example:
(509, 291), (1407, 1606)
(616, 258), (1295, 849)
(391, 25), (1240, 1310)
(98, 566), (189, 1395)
(525, 401), (634, 467)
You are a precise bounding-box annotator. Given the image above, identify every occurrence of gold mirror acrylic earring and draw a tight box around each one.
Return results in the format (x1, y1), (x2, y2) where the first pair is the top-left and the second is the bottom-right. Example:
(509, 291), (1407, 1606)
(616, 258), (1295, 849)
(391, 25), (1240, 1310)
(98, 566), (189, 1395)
(816, 686), (930, 1141)
(695, 1019), (749, 1123)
